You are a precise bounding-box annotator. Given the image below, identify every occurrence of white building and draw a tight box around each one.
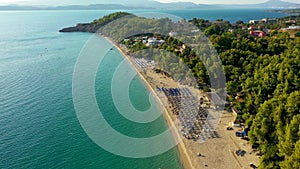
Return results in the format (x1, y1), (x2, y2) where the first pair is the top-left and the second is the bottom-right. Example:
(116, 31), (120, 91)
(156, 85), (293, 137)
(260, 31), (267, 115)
(146, 37), (165, 46)
(249, 20), (260, 24)
(287, 26), (300, 30)
(169, 31), (178, 37)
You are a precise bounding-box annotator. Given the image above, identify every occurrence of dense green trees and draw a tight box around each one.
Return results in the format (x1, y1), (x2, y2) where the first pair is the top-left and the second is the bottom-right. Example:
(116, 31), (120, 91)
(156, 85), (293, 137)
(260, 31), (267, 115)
(91, 12), (132, 31)
(86, 13), (300, 168)
(191, 15), (300, 169)
(59, 12), (132, 33)
(249, 92), (300, 168)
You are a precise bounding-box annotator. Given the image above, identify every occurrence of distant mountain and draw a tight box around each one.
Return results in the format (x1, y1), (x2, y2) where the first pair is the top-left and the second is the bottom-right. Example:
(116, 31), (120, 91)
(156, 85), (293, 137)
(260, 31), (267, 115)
(210, 0), (300, 9)
(0, 4), (133, 10)
(0, 3), (211, 10)
(261, 0), (297, 6)
(249, 0), (300, 8)
(147, 1), (210, 9)
(46, 4), (131, 10)
(0, 0), (299, 10)
(0, 5), (40, 10)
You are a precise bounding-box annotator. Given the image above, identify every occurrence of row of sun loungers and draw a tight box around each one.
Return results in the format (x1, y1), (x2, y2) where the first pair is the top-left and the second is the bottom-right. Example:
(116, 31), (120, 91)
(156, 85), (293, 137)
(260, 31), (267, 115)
(130, 56), (219, 141)
(132, 58), (156, 69)
(158, 87), (219, 141)
(156, 87), (192, 96)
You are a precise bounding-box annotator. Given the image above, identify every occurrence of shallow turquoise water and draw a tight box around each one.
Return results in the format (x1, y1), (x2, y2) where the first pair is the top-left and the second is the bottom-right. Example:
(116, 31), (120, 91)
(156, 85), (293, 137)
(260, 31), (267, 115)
(0, 10), (182, 169)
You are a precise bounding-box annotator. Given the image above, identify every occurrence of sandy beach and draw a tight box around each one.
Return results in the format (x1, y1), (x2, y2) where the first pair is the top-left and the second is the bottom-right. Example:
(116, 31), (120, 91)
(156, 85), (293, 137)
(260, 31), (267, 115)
(104, 36), (260, 169)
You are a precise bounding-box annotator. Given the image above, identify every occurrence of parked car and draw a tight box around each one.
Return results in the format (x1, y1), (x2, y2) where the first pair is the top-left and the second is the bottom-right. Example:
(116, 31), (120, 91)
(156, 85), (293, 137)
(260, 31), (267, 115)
(226, 127), (234, 130)
(236, 149), (246, 156)
(250, 163), (258, 169)
(235, 131), (247, 137)
(241, 136), (250, 141)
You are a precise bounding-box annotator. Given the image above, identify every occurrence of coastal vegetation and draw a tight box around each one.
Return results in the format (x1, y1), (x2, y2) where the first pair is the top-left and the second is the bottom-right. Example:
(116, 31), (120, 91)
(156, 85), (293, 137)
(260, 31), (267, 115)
(59, 12), (132, 33)
(190, 15), (300, 169)
(60, 12), (300, 168)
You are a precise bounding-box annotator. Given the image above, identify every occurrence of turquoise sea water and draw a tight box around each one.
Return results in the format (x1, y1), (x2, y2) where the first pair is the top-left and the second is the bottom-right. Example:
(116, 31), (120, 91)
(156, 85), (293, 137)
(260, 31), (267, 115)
(0, 9), (289, 169)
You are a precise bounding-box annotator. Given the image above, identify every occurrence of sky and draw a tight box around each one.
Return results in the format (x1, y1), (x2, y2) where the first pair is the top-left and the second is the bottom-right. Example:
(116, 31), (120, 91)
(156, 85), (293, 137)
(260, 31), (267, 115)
(0, 0), (299, 6)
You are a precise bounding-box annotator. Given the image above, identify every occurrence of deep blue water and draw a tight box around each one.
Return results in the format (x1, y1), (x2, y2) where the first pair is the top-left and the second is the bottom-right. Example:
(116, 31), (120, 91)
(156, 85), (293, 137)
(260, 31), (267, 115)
(134, 8), (289, 22)
(0, 9), (289, 169)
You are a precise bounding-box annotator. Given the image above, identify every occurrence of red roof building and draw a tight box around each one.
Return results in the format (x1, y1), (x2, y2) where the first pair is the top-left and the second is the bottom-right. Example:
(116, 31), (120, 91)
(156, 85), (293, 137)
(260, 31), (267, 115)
(250, 30), (266, 37)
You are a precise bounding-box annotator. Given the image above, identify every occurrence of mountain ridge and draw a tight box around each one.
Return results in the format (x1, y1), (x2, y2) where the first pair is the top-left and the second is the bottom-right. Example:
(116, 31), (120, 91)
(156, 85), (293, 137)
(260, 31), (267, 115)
(0, 0), (299, 10)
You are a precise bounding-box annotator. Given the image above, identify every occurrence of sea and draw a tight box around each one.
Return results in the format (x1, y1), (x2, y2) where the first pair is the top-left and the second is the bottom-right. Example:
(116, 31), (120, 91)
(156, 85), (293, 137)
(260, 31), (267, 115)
(0, 9), (289, 169)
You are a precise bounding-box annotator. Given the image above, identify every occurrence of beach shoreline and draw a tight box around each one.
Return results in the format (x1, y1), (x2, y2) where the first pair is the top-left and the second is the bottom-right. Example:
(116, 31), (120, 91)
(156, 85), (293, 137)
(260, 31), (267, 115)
(102, 35), (260, 169)
(103, 36), (194, 169)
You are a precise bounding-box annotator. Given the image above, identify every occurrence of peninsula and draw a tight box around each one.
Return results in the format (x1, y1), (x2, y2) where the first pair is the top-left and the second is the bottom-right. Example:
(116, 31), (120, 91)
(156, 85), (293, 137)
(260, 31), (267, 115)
(267, 8), (300, 14)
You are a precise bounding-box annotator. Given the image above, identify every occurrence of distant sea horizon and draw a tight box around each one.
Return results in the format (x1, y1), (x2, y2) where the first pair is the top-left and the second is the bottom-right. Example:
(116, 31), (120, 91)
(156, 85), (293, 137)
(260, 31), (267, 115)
(0, 9), (290, 169)
(0, 8), (290, 23)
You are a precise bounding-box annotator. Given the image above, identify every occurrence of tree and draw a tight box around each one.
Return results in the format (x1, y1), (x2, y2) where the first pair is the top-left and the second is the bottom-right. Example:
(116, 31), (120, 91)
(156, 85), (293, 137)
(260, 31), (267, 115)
(204, 24), (222, 36)
(236, 20), (244, 25)
(280, 141), (300, 169)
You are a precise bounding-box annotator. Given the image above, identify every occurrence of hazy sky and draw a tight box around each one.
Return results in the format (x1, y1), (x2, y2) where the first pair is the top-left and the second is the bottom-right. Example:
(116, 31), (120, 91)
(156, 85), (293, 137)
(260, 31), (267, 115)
(0, 0), (299, 5)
